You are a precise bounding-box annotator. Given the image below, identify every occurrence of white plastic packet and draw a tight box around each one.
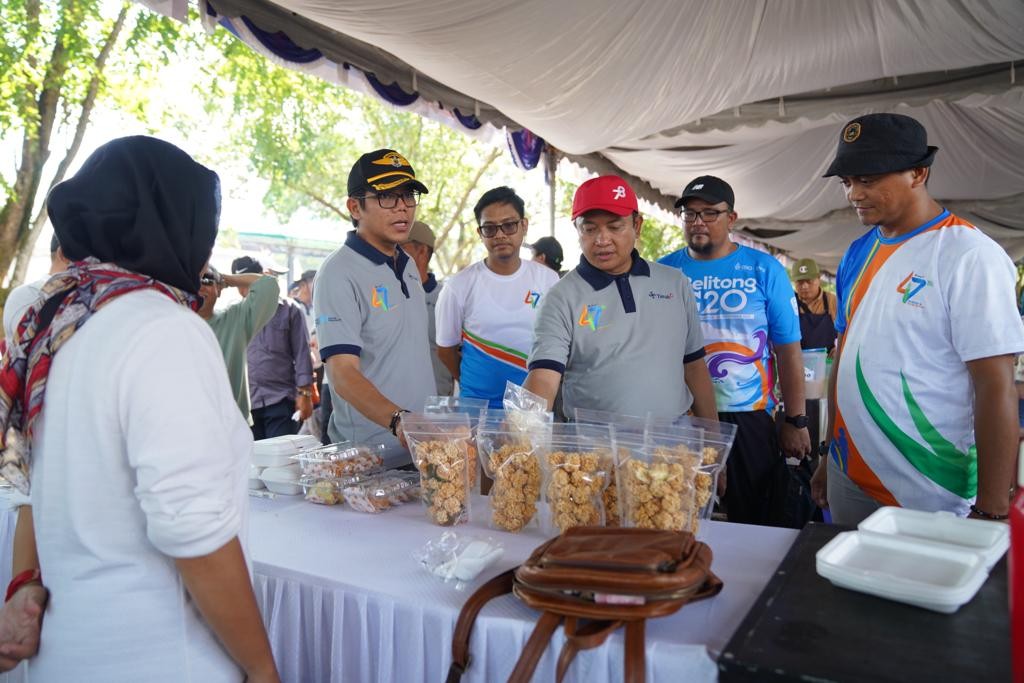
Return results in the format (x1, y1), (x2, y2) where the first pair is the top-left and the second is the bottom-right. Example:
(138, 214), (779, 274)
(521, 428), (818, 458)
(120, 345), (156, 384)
(413, 531), (504, 589)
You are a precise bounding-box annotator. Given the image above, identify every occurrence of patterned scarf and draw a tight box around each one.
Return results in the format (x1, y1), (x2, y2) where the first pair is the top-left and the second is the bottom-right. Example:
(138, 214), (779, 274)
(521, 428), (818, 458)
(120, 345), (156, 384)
(0, 258), (199, 494)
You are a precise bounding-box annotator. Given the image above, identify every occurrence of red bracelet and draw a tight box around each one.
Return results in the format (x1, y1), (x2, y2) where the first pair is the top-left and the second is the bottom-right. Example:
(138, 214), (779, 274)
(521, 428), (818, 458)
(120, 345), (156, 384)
(5, 568), (41, 602)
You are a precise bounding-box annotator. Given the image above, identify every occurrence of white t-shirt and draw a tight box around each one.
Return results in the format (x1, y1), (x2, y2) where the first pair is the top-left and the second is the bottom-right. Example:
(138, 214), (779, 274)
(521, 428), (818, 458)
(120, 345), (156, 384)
(832, 210), (1024, 514)
(29, 290), (252, 682)
(435, 260), (558, 407)
(2, 279), (44, 341)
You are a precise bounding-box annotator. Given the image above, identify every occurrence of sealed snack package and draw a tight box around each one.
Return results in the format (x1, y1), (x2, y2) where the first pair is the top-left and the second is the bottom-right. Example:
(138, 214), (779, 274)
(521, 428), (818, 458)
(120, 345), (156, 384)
(341, 470), (420, 513)
(573, 409), (651, 528)
(617, 428), (703, 532)
(402, 413), (473, 526)
(478, 411), (552, 532)
(424, 395), (487, 490)
(647, 417), (737, 521)
(540, 423), (615, 534)
(292, 442), (386, 478)
(502, 381), (552, 434)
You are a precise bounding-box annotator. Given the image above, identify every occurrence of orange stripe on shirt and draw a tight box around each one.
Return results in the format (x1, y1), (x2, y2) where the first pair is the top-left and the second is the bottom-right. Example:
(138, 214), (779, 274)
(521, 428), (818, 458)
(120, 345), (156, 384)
(833, 409), (900, 507)
(705, 341), (771, 410)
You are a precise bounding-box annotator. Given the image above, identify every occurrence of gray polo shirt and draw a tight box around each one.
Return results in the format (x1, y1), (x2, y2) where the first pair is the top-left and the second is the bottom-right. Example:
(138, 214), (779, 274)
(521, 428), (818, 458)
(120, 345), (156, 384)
(314, 231), (434, 461)
(528, 251), (705, 420)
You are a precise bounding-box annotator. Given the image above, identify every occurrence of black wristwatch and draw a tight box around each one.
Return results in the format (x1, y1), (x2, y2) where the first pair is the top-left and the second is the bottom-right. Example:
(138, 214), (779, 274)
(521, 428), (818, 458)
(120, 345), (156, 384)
(784, 414), (809, 429)
(389, 409), (409, 436)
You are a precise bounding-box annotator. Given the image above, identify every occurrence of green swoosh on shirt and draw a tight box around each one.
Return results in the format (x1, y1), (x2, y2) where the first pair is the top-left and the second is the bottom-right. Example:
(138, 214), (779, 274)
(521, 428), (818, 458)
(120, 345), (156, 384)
(855, 351), (976, 498)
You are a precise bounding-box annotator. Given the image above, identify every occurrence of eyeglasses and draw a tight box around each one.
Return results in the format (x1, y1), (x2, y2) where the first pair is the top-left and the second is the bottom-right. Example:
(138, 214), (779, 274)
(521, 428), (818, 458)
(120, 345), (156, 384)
(681, 208), (730, 224)
(200, 273), (220, 286)
(478, 220), (522, 238)
(359, 190), (421, 209)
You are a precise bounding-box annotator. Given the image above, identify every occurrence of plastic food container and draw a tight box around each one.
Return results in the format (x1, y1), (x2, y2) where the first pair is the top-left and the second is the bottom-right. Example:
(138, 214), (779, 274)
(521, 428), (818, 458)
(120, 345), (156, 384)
(816, 530), (989, 613)
(292, 442), (385, 478)
(859, 506), (1009, 570)
(802, 347), (828, 399)
(248, 464), (266, 490)
(259, 463), (303, 495)
(342, 472), (420, 513)
(253, 434), (321, 467)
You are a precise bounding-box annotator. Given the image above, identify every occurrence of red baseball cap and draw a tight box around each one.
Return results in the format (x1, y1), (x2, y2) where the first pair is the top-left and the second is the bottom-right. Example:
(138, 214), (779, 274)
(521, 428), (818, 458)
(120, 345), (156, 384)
(571, 175), (639, 220)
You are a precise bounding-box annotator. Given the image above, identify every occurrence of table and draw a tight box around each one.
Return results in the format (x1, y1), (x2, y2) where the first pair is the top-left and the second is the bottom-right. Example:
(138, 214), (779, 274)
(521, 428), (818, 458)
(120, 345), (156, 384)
(248, 494), (798, 682)
(718, 523), (1010, 682)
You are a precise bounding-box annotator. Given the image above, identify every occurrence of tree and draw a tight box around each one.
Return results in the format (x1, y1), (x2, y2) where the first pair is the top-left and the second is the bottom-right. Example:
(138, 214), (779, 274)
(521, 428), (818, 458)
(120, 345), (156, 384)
(0, 0), (182, 287)
(190, 27), (510, 276)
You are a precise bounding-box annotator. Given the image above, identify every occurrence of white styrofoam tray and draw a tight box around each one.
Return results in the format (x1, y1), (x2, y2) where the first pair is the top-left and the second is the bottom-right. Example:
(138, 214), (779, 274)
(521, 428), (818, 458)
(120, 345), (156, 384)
(815, 530), (989, 613)
(252, 434), (321, 467)
(858, 506), (1008, 570)
(260, 463), (303, 495)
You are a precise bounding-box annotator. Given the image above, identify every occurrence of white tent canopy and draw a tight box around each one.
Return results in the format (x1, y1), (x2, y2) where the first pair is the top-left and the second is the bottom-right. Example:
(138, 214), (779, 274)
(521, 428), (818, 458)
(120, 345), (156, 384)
(164, 0), (1024, 268)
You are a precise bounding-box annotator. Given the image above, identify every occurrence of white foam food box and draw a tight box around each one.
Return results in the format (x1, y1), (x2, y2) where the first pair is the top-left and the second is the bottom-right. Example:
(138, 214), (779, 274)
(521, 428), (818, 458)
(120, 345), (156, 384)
(259, 463), (303, 495)
(815, 506), (1008, 614)
(248, 464), (266, 490)
(252, 434), (321, 468)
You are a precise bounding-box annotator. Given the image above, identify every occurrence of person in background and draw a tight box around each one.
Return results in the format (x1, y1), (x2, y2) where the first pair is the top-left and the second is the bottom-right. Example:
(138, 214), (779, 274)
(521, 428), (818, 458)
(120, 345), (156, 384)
(659, 175), (810, 526)
(402, 221), (454, 396)
(791, 258), (838, 352)
(0, 135), (278, 680)
(2, 234), (70, 342)
(523, 175), (717, 423)
(197, 264), (279, 424)
(232, 256), (313, 440)
(531, 235), (565, 276)
(313, 149), (434, 468)
(811, 112), (1024, 524)
(436, 187), (559, 408)
(290, 269), (317, 334)
(289, 269), (325, 440)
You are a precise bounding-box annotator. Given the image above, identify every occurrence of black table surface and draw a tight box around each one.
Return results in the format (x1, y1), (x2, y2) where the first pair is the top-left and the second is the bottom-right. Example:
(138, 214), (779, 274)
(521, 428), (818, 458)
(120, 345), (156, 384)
(717, 522), (1009, 682)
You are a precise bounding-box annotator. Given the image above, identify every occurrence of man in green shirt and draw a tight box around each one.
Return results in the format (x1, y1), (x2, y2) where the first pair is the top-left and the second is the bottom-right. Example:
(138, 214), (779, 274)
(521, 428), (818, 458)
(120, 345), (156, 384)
(197, 265), (279, 424)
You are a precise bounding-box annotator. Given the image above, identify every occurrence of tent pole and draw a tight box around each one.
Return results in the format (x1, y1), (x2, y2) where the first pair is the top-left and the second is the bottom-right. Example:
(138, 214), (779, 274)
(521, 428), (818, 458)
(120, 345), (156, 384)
(547, 147), (556, 237)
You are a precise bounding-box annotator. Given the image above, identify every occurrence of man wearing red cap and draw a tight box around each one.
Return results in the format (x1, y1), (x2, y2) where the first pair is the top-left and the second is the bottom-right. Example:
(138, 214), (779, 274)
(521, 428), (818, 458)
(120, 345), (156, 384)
(523, 175), (717, 423)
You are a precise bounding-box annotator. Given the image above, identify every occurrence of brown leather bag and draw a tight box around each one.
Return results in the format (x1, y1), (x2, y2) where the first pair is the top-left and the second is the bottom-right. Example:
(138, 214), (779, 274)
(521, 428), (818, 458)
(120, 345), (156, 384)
(447, 527), (723, 683)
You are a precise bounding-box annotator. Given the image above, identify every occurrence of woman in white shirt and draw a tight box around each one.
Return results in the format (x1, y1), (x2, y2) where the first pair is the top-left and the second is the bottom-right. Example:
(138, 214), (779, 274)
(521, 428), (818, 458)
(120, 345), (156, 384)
(0, 136), (278, 681)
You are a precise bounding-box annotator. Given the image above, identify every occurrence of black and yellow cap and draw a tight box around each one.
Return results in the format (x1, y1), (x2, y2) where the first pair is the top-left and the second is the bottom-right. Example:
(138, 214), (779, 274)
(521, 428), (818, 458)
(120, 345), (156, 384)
(347, 148), (429, 196)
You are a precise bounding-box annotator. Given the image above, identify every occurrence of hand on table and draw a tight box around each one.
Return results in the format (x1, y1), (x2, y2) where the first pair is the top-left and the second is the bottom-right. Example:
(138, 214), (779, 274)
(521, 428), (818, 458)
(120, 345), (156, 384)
(0, 584), (47, 670)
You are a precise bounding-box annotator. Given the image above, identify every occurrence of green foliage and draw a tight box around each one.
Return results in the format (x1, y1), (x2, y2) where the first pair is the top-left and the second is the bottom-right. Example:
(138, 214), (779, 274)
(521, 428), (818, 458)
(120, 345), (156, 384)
(636, 212), (686, 261)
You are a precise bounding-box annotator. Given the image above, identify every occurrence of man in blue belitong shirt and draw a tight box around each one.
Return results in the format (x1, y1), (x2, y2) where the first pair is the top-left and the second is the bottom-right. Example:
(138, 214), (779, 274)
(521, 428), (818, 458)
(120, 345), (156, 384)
(659, 176), (810, 525)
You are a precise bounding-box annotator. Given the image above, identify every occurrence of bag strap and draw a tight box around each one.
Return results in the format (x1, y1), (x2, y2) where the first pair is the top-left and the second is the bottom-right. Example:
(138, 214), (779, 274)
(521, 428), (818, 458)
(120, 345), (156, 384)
(507, 610), (563, 683)
(555, 618), (624, 682)
(446, 569), (515, 683)
(624, 620), (646, 683)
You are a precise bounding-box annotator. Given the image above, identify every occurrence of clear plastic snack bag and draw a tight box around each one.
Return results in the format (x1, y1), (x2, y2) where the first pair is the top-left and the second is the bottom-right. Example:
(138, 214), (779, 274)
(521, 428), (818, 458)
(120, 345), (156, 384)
(617, 428), (703, 532)
(540, 423), (615, 534)
(573, 409), (651, 528)
(477, 412), (550, 532)
(502, 380), (551, 434)
(401, 413), (472, 526)
(646, 417), (737, 520)
(413, 531), (505, 589)
(424, 395), (487, 490)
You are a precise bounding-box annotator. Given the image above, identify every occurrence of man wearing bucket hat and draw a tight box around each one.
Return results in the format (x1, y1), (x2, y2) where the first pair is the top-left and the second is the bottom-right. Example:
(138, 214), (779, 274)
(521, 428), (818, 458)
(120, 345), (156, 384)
(812, 113), (1024, 525)
(523, 175), (717, 423)
(313, 149), (435, 468)
(790, 258), (837, 352)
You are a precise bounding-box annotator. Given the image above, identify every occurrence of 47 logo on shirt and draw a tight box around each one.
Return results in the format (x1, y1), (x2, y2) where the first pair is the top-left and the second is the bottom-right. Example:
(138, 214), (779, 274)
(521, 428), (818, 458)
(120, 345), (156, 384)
(578, 304), (604, 331)
(371, 285), (390, 311)
(896, 272), (928, 308)
(524, 291), (541, 308)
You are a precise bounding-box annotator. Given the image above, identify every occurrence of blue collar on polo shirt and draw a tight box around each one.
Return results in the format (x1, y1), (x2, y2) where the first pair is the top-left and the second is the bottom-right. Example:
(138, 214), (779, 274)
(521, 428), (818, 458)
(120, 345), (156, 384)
(575, 249), (650, 313)
(423, 272), (438, 294)
(346, 230), (411, 298)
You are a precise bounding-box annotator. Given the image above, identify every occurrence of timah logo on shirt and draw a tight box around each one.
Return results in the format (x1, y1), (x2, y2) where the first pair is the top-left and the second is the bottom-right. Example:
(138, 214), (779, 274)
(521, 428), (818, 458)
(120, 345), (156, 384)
(524, 291), (541, 308)
(896, 272), (928, 307)
(578, 304), (604, 331)
(648, 290), (674, 300)
(371, 285), (390, 311)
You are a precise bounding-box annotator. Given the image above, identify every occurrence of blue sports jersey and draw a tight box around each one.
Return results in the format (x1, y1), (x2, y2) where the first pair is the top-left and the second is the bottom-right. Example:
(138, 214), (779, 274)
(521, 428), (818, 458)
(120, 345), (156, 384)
(659, 245), (800, 412)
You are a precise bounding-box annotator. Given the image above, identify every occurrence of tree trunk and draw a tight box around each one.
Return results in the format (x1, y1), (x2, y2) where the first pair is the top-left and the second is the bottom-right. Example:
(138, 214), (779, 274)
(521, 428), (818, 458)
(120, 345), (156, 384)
(433, 146), (502, 275)
(7, 3), (128, 287)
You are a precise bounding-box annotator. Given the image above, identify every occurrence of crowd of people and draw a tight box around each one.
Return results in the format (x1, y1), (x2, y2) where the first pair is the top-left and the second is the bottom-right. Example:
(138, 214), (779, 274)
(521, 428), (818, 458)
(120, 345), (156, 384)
(0, 110), (1020, 679)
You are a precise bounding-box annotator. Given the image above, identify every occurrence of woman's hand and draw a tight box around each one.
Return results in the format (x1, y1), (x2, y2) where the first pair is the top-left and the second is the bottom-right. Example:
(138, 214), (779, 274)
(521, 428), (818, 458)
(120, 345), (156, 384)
(0, 584), (48, 670)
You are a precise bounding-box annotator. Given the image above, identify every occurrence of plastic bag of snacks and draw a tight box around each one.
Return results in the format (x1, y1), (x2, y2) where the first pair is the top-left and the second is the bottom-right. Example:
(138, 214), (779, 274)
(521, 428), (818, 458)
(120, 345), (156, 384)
(647, 416), (737, 520)
(572, 409), (652, 528)
(616, 428), (704, 532)
(402, 413), (473, 526)
(502, 381), (551, 433)
(424, 395), (487, 490)
(341, 470), (420, 513)
(478, 411), (552, 532)
(540, 423), (616, 534)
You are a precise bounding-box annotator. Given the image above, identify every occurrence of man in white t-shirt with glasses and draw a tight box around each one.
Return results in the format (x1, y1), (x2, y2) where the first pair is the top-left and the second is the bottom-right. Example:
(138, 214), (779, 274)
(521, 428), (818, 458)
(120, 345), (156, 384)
(435, 186), (558, 408)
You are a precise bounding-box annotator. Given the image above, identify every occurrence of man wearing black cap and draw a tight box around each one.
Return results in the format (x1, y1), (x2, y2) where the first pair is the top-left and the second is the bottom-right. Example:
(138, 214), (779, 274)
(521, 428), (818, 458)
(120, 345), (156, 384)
(812, 112), (1024, 525)
(232, 256), (314, 439)
(531, 236), (564, 275)
(659, 176), (810, 526)
(313, 149), (435, 467)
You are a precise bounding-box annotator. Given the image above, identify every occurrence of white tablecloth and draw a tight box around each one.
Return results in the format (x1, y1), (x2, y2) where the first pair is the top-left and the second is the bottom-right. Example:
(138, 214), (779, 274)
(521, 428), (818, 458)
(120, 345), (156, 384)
(249, 495), (798, 683)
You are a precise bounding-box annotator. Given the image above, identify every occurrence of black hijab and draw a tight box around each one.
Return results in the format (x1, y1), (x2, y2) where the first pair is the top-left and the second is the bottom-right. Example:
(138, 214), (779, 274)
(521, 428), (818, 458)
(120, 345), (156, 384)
(47, 136), (220, 294)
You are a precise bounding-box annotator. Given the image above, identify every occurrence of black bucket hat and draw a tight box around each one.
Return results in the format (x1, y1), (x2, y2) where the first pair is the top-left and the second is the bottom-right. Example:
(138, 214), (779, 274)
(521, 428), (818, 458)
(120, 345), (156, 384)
(823, 113), (938, 178)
